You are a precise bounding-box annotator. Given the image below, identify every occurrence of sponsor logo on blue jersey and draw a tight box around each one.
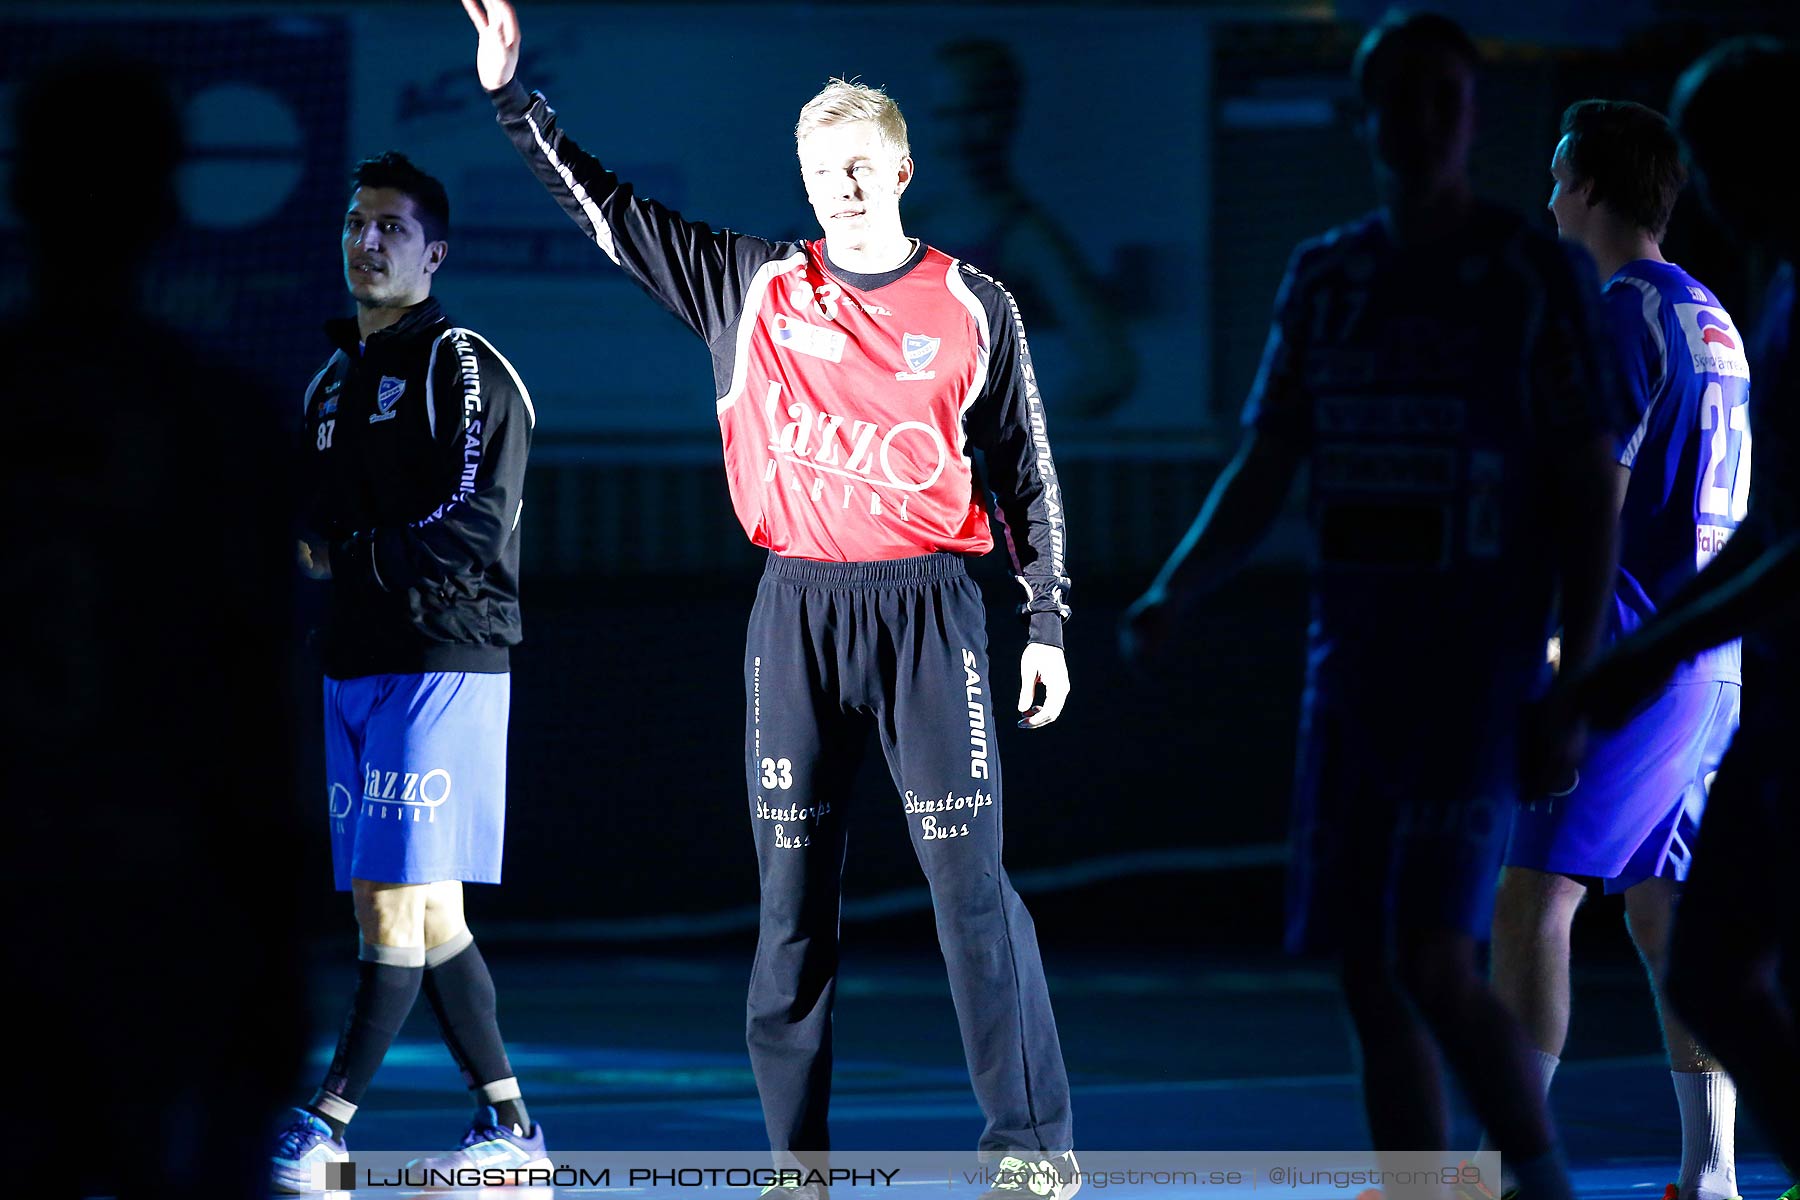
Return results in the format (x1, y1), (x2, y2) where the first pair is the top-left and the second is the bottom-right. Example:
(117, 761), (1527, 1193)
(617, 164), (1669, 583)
(1673, 304), (1749, 379)
(1697, 311), (1737, 349)
(370, 375), (405, 423)
(1615, 267), (1750, 658)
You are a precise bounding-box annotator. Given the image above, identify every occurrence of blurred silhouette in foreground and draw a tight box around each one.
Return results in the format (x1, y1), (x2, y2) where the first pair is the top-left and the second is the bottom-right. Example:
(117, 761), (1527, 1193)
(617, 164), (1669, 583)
(2, 53), (302, 1197)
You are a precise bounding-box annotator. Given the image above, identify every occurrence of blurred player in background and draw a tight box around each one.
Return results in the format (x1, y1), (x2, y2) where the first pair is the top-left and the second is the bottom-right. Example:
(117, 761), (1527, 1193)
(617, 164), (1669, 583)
(1126, 15), (1633, 1198)
(1573, 36), (1800, 1184)
(1491, 98), (1747, 1200)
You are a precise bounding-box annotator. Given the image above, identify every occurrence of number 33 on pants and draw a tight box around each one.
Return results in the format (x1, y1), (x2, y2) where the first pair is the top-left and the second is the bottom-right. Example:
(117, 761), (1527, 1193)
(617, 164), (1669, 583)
(760, 757), (794, 790)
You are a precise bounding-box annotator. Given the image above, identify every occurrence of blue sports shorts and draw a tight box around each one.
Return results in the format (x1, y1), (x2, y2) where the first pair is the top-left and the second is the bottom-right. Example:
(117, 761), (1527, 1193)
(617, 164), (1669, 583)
(323, 671), (510, 890)
(1506, 680), (1738, 892)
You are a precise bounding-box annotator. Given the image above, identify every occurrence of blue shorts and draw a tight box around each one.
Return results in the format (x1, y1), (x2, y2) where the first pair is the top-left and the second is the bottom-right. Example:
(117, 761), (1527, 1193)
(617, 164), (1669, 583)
(1506, 680), (1739, 892)
(1286, 695), (1517, 955)
(324, 671), (510, 891)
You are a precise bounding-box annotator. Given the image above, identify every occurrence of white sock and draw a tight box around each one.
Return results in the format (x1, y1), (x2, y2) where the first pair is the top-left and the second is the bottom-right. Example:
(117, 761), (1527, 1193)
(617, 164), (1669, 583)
(1510, 1147), (1575, 1200)
(1673, 1070), (1737, 1200)
(1484, 1049), (1560, 1188)
(1526, 1047), (1561, 1098)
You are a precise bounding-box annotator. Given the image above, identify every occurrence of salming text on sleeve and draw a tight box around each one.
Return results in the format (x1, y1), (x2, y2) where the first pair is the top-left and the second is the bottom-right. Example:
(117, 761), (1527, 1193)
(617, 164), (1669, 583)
(300, 298), (534, 677)
(338, 327), (534, 598)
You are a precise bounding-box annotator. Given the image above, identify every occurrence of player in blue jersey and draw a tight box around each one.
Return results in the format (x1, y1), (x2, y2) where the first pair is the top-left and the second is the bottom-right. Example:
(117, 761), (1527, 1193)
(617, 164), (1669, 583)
(1572, 38), (1800, 1184)
(1125, 15), (1631, 1198)
(1489, 99), (1748, 1200)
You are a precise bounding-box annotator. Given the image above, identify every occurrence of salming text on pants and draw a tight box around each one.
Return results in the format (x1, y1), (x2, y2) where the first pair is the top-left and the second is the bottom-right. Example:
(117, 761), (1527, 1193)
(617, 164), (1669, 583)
(743, 552), (1073, 1161)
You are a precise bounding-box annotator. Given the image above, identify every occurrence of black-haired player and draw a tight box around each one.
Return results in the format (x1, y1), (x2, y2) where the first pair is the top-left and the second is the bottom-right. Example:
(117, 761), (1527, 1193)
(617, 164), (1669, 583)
(273, 150), (545, 1192)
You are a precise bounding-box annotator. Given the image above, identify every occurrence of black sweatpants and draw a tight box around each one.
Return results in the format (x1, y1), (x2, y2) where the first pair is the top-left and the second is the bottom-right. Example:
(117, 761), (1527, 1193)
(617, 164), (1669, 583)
(742, 552), (1073, 1161)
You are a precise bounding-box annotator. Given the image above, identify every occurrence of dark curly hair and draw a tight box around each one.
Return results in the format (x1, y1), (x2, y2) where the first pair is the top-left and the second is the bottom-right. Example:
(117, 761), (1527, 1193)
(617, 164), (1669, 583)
(350, 151), (450, 242)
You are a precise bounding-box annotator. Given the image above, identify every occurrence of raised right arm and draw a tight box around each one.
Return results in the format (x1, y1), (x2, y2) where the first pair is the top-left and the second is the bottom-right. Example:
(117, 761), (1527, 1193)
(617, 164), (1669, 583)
(466, 0), (769, 342)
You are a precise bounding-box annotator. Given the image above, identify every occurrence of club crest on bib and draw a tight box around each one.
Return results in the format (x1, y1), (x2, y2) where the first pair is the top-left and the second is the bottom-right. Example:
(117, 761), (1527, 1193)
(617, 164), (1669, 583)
(897, 332), (940, 381)
(370, 375), (405, 423)
(903, 332), (939, 372)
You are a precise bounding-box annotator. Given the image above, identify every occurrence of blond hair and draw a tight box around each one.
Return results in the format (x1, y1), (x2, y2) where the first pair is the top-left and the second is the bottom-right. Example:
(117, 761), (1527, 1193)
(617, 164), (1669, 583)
(795, 78), (910, 158)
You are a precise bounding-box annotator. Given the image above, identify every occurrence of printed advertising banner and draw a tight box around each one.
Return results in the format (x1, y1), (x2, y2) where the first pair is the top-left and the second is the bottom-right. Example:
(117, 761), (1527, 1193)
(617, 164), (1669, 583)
(351, 5), (1212, 446)
(3, 7), (1211, 449)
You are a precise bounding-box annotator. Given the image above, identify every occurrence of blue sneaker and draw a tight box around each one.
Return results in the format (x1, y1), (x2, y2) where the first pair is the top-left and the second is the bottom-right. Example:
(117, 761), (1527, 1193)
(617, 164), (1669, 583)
(404, 1106), (551, 1184)
(271, 1108), (349, 1194)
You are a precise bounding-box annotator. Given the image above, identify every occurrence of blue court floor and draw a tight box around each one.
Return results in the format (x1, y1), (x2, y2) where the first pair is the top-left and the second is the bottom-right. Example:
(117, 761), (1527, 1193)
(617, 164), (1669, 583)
(286, 946), (1784, 1199)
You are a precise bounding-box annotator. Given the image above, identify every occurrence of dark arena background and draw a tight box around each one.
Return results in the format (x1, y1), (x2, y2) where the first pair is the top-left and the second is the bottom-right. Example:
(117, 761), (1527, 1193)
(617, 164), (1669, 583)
(4, 1), (1795, 1196)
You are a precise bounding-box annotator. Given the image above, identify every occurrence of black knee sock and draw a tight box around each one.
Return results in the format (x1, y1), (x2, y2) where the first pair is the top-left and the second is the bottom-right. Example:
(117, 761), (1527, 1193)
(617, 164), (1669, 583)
(423, 931), (529, 1132)
(308, 942), (425, 1138)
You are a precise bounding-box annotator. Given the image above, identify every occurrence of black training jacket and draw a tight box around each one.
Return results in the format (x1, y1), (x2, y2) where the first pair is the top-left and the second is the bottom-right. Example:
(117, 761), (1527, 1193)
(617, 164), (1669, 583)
(299, 298), (534, 678)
